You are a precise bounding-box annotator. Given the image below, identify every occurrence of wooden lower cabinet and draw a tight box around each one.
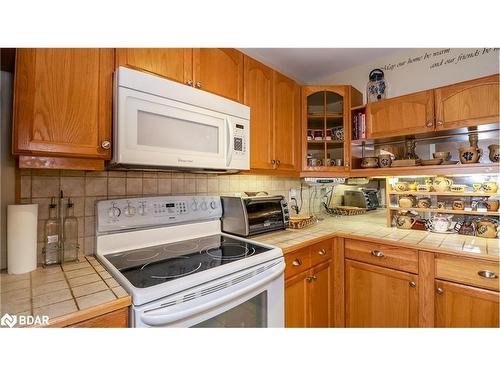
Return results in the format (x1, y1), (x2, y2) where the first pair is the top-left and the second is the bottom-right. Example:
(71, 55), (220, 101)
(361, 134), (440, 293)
(309, 261), (333, 328)
(435, 280), (499, 328)
(345, 260), (418, 328)
(69, 307), (129, 328)
(285, 270), (309, 328)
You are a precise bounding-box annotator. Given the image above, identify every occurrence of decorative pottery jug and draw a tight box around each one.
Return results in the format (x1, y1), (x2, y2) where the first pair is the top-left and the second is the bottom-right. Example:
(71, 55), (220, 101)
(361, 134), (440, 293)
(396, 213), (416, 229)
(475, 218), (499, 238)
(482, 181), (498, 193)
(488, 144), (500, 162)
(433, 176), (453, 192)
(366, 69), (388, 103)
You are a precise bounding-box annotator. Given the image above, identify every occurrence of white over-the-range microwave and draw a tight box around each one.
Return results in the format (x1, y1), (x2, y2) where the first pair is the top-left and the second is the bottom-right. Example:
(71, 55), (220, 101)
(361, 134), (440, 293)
(111, 67), (250, 172)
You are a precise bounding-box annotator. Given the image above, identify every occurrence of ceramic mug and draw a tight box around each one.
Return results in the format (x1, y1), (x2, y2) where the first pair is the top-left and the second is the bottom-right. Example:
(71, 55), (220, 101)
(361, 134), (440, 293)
(394, 181), (409, 192)
(450, 184), (467, 193)
(399, 195), (416, 208)
(396, 215), (416, 229)
(483, 181), (498, 193)
(486, 200), (500, 212)
(417, 197), (431, 209)
(437, 201), (446, 209)
(452, 200), (465, 210)
(378, 154), (392, 168)
(488, 144), (500, 163)
(472, 183), (482, 192)
(408, 181), (418, 191)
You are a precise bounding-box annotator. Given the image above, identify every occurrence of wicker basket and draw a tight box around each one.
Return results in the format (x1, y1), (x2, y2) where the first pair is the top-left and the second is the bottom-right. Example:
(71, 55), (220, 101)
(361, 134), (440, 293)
(288, 215), (318, 229)
(327, 206), (367, 216)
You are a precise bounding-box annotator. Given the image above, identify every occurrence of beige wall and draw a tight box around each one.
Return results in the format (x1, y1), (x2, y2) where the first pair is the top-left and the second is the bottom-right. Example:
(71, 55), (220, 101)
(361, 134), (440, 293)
(314, 48), (500, 102)
(17, 169), (302, 265)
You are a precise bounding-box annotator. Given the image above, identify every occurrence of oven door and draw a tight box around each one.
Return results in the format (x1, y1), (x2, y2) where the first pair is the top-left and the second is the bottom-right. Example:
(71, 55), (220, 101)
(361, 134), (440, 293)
(115, 87), (233, 169)
(133, 259), (284, 328)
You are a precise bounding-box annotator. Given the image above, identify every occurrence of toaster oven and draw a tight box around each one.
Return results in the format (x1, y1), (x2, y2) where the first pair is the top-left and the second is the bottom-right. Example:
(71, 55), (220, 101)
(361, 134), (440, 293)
(220, 196), (289, 237)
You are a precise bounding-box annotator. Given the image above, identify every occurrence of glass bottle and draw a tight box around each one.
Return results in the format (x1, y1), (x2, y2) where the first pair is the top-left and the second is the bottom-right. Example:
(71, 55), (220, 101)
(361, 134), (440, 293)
(43, 197), (61, 266)
(63, 198), (79, 263)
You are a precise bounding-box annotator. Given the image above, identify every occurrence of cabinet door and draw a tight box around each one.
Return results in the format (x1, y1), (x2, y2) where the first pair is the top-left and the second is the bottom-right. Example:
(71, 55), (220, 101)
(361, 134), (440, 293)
(13, 48), (114, 159)
(193, 48), (243, 102)
(434, 74), (499, 130)
(309, 261), (333, 328)
(366, 90), (434, 139)
(273, 71), (301, 171)
(285, 270), (309, 328)
(435, 280), (499, 328)
(345, 260), (418, 328)
(244, 56), (274, 170)
(115, 48), (192, 84)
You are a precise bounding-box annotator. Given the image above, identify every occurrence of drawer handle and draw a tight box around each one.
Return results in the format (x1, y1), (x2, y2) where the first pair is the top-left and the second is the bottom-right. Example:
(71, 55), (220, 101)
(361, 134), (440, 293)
(292, 259), (302, 267)
(436, 287), (444, 295)
(371, 250), (384, 257)
(306, 275), (317, 282)
(409, 281), (417, 288)
(318, 248), (326, 256)
(477, 270), (497, 279)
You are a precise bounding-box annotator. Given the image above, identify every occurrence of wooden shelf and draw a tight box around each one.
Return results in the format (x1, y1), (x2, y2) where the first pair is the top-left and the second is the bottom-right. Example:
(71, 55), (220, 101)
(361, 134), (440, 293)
(389, 191), (500, 197)
(307, 113), (343, 119)
(349, 163), (500, 177)
(307, 140), (344, 144)
(388, 206), (500, 216)
(350, 105), (366, 111)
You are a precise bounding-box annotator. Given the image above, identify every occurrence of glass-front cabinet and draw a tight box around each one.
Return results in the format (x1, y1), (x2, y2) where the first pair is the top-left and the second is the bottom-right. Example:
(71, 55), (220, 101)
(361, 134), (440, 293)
(302, 86), (361, 174)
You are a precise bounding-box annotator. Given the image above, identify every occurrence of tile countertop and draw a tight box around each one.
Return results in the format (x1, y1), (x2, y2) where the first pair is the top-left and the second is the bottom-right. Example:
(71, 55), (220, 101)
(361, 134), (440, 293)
(0, 256), (131, 327)
(252, 210), (500, 261)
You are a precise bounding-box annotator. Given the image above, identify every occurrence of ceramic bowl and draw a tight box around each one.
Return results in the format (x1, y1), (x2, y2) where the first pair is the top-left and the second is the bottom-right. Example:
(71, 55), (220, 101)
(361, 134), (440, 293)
(433, 151), (451, 161)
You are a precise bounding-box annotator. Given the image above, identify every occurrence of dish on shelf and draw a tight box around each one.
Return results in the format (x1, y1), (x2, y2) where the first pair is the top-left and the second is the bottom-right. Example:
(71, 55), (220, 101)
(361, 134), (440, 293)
(441, 160), (459, 165)
(427, 229), (456, 234)
(391, 159), (421, 167)
(421, 159), (443, 166)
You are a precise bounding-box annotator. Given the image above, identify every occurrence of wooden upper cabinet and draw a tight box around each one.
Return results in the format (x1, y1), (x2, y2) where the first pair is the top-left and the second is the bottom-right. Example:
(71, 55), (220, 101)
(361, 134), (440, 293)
(366, 89), (434, 139)
(435, 280), (499, 328)
(115, 48), (192, 84)
(434, 74), (500, 130)
(244, 56), (274, 169)
(273, 71), (301, 171)
(13, 48), (114, 159)
(345, 260), (418, 328)
(193, 48), (243, 102)
(309, 261), (333, 328)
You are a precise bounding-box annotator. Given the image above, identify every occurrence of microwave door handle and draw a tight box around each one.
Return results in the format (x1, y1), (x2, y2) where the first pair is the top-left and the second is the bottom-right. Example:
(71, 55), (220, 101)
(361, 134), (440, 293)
(140, 261), (284, 327)
(226, 117), (234, 167)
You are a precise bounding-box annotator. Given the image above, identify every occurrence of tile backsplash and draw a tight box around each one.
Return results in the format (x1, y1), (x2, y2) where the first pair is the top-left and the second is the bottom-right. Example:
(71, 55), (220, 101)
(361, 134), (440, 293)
(17, 169), (302, 264)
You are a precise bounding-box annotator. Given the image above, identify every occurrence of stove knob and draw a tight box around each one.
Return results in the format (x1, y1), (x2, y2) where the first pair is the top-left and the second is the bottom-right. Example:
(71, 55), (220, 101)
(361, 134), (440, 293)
(138, 202), (147, 216)
(210, 200), (217, 210)
(124, 203), (136, 217)
(108, 205), (121, 218)
(201, 201), (208, 211)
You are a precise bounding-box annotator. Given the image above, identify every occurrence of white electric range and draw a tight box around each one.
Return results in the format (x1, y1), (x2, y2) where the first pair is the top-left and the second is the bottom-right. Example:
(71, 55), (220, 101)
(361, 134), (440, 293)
(95, 195), (284, 328)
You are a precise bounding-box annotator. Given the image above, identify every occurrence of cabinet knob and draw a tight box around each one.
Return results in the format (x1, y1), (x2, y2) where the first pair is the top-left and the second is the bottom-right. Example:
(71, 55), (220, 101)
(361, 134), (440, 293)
(436, 287), (444, 295)
(101, 140), (111, 150)
(318, 248), (326, 256)
(436, 120), (444, 127)
(426, 121), (433, 128)
(306, 276), (314, 282)
(292, 259), (302, 267)
(276, 160), (281, 166)
(371, 250), (384, 257)
(195, 81), (202, 88)
(345, 161), (350, 167)
(477, 270), (497, 279)
(186, 79), (193, 86)
(271, 159), (276, 165)
(409, 281), (417, 288)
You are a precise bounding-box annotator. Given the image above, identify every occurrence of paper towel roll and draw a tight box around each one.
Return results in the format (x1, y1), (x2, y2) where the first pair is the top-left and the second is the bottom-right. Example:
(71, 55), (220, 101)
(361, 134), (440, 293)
(7, 204), (38, 274)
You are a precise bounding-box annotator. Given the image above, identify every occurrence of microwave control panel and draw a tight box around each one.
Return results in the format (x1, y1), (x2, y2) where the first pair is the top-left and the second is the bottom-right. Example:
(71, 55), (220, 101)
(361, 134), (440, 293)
(96, 196), (222, 233)
(233, 123), (247, 157)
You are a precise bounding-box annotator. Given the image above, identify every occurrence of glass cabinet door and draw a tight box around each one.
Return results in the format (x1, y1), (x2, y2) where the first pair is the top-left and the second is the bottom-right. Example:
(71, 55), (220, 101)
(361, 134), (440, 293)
(305, 89), (346, 170)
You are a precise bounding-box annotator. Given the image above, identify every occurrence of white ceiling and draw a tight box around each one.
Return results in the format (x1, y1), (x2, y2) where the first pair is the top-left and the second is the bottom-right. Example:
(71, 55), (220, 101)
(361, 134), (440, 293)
(240, 48), (407, 84)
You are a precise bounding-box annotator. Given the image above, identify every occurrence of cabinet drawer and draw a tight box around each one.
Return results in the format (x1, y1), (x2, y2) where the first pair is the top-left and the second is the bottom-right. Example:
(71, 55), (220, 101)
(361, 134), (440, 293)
(345, 239), (418, 274)
(435, 255), (499, 291)
(69, 307), (129, 328)
(310, 239), (333, 266)
(285, 247), (311, 279)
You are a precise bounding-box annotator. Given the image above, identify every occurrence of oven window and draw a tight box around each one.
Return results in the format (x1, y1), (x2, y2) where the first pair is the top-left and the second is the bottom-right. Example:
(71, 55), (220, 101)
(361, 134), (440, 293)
(137, 110), (219, 154)
(246, 200), (283, 231)
(192, 291), (268, 328)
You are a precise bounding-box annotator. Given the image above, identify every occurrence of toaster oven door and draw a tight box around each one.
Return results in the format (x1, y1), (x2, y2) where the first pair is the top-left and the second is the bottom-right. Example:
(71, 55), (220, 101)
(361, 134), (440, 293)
(244, 199), (285, 235)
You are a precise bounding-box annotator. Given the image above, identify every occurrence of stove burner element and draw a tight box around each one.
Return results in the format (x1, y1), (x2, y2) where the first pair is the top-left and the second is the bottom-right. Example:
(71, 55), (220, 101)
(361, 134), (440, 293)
(204, 243), (256, 260)
(124, 250), (160, 263)
(144, 256), (203, 279)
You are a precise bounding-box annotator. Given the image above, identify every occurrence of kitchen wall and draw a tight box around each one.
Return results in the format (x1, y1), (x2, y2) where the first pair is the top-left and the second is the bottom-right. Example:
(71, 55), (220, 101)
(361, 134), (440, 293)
(313, 48), (500, 102)
(15, 169), (303, 266)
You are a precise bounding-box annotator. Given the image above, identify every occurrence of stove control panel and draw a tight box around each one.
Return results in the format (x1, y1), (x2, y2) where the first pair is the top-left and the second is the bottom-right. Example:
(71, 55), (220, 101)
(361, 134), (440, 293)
(96, 195), (222, 233)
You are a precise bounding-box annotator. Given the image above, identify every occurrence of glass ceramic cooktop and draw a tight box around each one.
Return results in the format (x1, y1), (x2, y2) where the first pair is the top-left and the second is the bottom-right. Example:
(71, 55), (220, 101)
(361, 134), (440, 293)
(104, 235), (273, 288)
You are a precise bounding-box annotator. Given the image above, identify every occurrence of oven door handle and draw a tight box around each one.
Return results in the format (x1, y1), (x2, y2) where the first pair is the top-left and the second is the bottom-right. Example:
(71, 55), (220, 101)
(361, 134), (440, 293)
(226, 117), (234, 167)
(140, 261), (284, 327)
